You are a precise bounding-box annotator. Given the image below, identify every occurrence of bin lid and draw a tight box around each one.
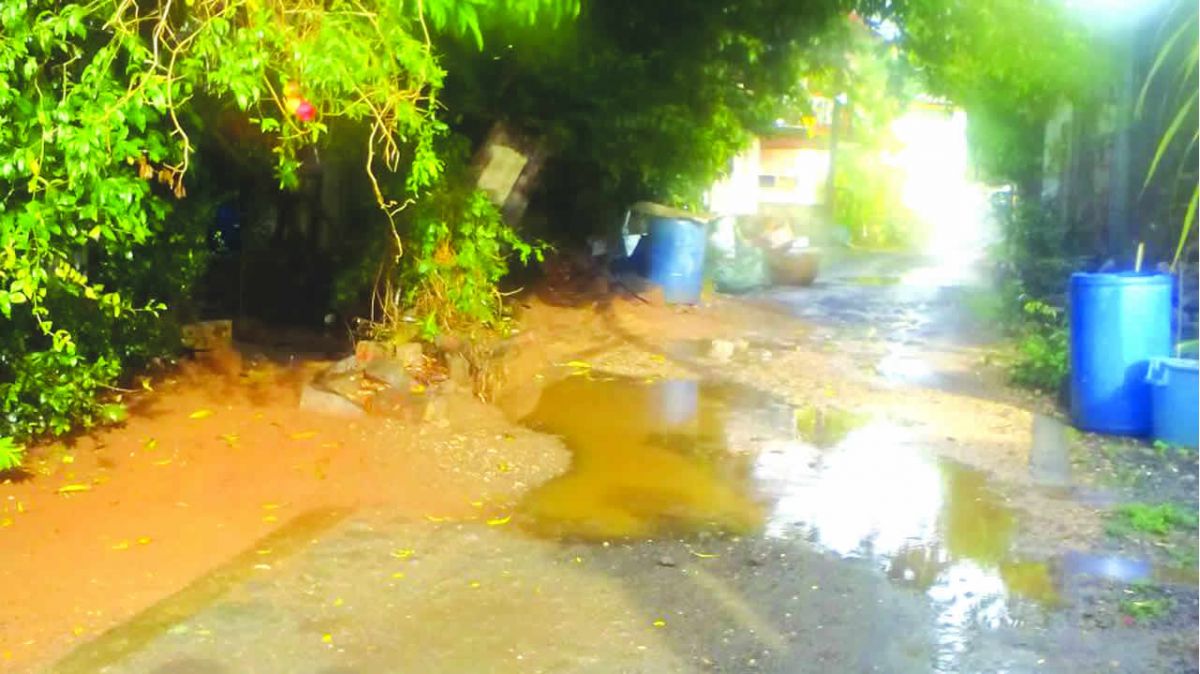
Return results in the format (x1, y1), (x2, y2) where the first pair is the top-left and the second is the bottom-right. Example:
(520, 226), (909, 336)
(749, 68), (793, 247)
(1146, 357), (1199, 385)
(1069, 271), (1174, 286)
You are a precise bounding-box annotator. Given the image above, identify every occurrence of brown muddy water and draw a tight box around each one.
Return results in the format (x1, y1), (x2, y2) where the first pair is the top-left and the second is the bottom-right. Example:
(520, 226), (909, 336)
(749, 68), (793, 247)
(515, 372), (1186, 613)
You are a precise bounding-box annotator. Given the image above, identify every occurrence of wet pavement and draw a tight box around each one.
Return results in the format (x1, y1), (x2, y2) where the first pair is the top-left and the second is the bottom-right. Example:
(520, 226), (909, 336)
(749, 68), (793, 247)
(44, 251), (1198, 673)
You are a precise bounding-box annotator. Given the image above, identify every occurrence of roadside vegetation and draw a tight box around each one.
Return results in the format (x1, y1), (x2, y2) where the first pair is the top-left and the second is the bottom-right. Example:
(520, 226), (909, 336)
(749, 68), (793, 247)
(1119, 583), (1173, 623)
(1108, 502), (1198, 538)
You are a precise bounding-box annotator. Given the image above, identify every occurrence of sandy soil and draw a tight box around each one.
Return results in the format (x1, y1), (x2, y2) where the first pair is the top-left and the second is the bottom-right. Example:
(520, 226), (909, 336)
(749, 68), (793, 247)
(0, 350), (567, 672)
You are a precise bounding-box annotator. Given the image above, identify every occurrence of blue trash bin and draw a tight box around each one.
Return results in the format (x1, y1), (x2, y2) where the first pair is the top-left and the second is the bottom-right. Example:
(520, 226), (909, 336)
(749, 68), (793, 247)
(643, 217), (708, 304)
(1069, 272), (1173, 436)
(1147, 357), (1199, 449)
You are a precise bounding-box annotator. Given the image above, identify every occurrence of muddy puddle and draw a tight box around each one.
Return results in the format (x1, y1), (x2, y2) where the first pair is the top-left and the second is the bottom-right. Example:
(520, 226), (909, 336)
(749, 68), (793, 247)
(515, 371), (1188, 643)
(515, 375), (779, 539)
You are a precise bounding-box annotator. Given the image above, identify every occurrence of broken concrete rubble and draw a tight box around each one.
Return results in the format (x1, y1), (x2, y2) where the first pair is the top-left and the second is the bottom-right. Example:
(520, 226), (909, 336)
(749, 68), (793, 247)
(299, 383), (366, 418)
(300, 340), (438, 419)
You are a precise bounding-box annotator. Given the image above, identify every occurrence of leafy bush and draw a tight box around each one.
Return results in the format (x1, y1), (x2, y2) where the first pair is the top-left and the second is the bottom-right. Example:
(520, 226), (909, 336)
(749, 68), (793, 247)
(1, 0), (570, 466)
(361, 138), (545, 342)
(0, 350), (121, 441)
(834, 147), (915, 248)
(1008, 299), (1068, 392)
(983, 199), (1077, 393)
(0, 437), (23, 473)
(1110, 502), (1198, 536)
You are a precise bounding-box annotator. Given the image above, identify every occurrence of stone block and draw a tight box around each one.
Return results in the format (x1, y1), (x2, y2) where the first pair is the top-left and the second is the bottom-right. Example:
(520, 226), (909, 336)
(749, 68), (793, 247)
(299, 384), (365, 418)
(364, 358), (411, 389)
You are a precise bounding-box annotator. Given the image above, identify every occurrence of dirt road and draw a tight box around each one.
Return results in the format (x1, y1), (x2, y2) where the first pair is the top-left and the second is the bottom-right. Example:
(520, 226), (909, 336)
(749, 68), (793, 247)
(3, 251), (1196, 673)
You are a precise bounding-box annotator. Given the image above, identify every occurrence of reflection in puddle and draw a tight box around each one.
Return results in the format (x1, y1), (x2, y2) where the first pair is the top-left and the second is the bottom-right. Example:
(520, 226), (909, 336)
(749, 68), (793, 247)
(754, 421), (1052, 666)
(793, 404), (866, 448)
(1059, 551), (1152, 584)
(517, 376), (777, 539)
(876, 343), (936, 386)
(840, 275), (902, 286)
(517, 374), (1162, 668)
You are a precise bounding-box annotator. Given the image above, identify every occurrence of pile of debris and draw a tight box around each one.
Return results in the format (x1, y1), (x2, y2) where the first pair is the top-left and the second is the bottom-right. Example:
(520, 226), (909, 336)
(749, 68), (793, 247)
(299, 340), (451, 421)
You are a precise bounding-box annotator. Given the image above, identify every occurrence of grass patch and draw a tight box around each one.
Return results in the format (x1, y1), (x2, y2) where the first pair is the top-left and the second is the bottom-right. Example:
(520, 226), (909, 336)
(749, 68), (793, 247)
(1153, 439), (1197, 461)
(1107, 502), (1198, 537)
(1119, 583), (1173, 622)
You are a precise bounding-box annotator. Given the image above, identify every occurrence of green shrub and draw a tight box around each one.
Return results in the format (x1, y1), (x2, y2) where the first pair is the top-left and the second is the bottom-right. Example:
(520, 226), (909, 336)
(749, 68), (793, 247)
(1109, 502), (1198, 536)
(0, 350), (121, 441)
(0, 437), (23, 473)
(1, 0), (567, 467)
(398, 140), (545, 341)
(1008, 300), (1068, 391)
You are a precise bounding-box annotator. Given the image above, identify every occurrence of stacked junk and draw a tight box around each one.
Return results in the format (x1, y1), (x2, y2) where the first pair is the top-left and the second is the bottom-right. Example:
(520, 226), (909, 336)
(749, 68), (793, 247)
(609, 202), (820, 304)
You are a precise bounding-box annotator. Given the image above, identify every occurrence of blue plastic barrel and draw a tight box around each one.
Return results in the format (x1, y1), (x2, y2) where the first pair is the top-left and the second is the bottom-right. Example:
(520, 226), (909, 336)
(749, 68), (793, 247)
(643, 217), (707, 304)
(1069, 272), (1173, 435)
(1147, 357), (1199, 449)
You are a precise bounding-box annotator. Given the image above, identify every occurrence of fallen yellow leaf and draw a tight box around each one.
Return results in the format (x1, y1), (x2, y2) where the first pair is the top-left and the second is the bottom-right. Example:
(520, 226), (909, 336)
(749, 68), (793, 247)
(333, 597), (344, 607)
(153, 458), (172, 466)
(469, 500), (484, 508)
(72, 626), (85, 637)
(261, 503), (282, 510)
(262, 515), (278, 523)
(650, 354), (666, 363)
(111, 541), (130, 550)
(391, 571), (406, 579)
(256, 548), (272, 556)
(688, 550), (719, 559)
(496, 462), (512, 473)
(565, 360), (592, 369)
(652, 619), (666, 628)
(321, 633), (333, 644)
(391, 549), (415, 559)
(469, 580), (481, 588)
(486, 514), (512, 526)
(136, 537), (152, 545)
(188, 409), (213, 420)
(289, 430), (318, 440)
(424, 514), (449, 522)
(220, 433), (239, 448)
(57, 484), (91, 494)
(410, 383), (426, 394)
(143, 438), (158, 451)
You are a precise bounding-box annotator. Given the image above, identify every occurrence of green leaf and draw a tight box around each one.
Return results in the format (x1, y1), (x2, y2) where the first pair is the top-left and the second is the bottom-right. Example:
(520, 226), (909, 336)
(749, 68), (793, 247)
(99, 403), (129, 424)
(0, 437), (25, 472)
(1142, 89), (1197, 190)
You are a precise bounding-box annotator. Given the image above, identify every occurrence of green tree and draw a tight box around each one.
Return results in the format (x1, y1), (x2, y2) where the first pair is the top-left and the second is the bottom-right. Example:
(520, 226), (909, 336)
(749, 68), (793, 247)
(0, 0), (572, 462)
(865, 0), (1109, 191)
(441, 0), (854, 235)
